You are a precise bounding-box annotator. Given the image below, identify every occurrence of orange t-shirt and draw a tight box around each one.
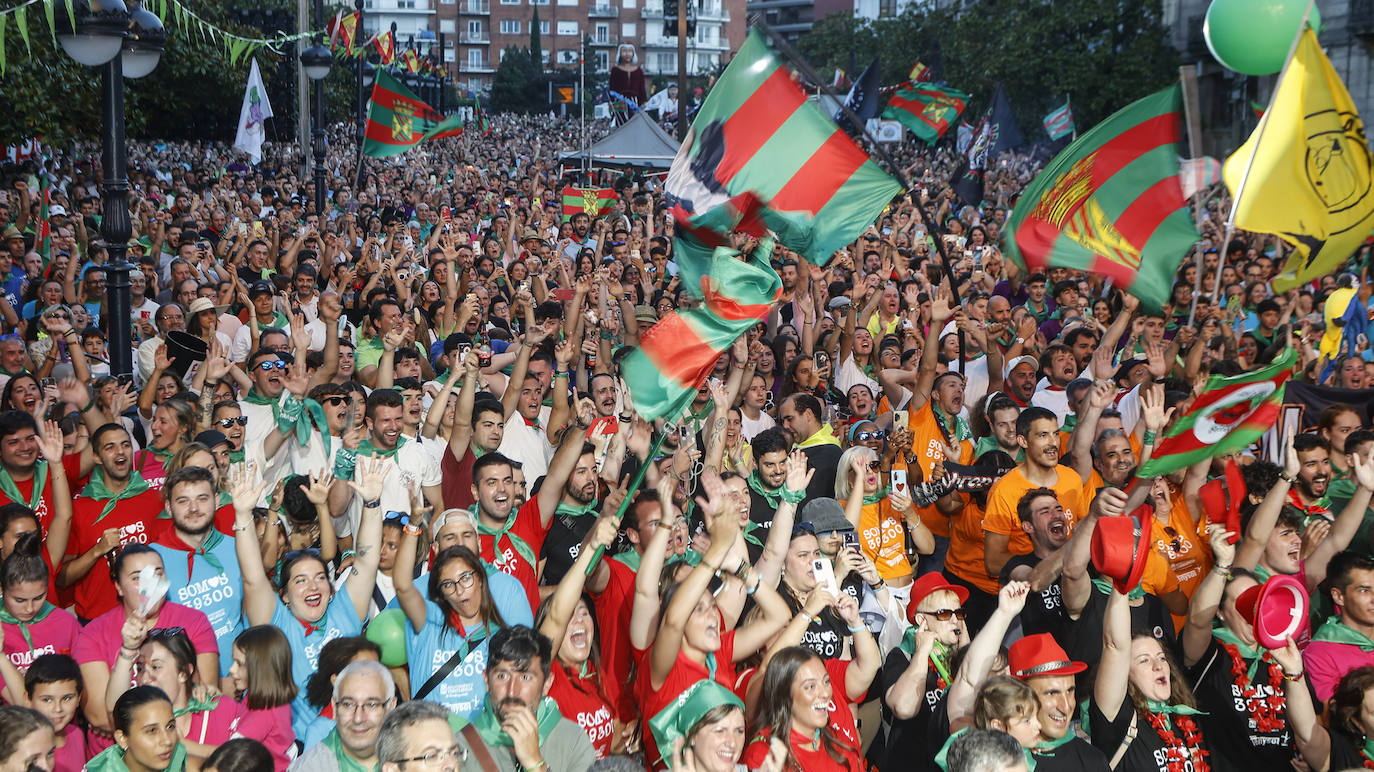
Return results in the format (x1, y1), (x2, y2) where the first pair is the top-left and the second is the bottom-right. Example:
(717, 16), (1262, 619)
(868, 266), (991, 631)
(946, 498), (1000, 595)
(983, 466), (1086, 558)
(905, 400), (972, 538)
(847, 498), (913, 581)
(1150, 490), (1211, 630)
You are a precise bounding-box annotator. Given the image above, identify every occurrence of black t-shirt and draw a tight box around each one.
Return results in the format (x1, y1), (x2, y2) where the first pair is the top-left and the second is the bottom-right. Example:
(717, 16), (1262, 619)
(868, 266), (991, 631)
(1327, 727), (1369, 771)
(879, 647), (946, 772)
(1067, 586), (1178, 677)
(1000, 553), (1067, 636)
(802, 444), (842, 504)
(540, 508), (596, 585)
(1028, 737), (1111, 772)
(1088, 695), (1214, 772)
(747, 487), (779, 562)
(780, 588), (850, 660)
(1188, 638), (1299, 772)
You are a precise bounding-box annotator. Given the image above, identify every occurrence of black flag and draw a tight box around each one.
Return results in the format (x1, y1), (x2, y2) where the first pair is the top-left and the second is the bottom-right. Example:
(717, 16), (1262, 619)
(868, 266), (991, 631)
(834, 57), (882, 127)
(951, 84), (1022, 206)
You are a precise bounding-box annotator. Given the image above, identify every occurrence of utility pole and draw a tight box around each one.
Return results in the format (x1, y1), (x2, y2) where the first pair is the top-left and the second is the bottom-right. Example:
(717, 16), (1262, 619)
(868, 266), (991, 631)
(297, 0), (310, 177)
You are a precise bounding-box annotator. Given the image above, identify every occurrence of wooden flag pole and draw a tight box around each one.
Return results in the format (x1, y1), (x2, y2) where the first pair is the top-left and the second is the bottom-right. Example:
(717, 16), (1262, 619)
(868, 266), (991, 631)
(1213, 0), (1317, 306)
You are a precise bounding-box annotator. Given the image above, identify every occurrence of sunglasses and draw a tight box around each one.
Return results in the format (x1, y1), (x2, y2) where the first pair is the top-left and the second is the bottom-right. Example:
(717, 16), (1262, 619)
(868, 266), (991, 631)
(321, 396), (352, 406)
(145, 626), (187, 641)
(218, 416), (249, 428)
(384, 512), (410, 526)
(924, 608), (967, 621)
(255, 360), (288, 371)
(866, 460), (882, 471)
(855, 430), (886, 442)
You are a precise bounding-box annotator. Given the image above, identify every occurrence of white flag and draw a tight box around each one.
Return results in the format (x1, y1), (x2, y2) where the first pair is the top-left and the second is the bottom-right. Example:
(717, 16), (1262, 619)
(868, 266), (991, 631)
(234, 59), (274, 164)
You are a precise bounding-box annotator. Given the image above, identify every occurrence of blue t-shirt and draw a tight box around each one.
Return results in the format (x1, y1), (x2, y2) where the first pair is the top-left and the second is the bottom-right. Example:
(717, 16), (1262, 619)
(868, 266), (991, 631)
(152, 538), (244, 678)
(392, 565), (533, 628)
(272, 588), (362, 737)
(404, 600), (497, 721)
(301, 711), (334, 751)
(0, 268), (23, 312)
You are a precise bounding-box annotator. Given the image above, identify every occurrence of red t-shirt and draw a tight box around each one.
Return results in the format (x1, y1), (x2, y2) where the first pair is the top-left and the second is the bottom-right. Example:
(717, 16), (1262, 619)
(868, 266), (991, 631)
(548, 660), (616, 759)
(741, 659), (863, 772)
(592, 557), (636, 720)
(440, 445), (476, 511)
(0, 454), (85, 533)
(478, 498), (546, 612)
(640, 629), (738, 772)
(66, 487), (166, 620)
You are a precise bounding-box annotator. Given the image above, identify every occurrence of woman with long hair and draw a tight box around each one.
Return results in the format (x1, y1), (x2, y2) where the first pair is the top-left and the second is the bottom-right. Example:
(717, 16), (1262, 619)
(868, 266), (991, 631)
(84, 685), (186, 772)
(133, 398), (193, 491)
(1280, 655), (1374, 771)
(834, 446), (930, 592)
(106, 627), (238, 761)
(2, 374), (46, 418)
(226, 626), (296, 771)
(742, 647), (864, 772)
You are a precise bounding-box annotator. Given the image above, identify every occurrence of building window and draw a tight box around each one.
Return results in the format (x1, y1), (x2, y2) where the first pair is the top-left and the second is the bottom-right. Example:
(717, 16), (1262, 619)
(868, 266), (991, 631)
(622, 0), (634, 6)
(445, 48), (456, 61)
(396, 0), (416, 7)
(469, 49), (486, 65)
(500, 0), (520, 5)
(439, 19), (455, 32)
(654, 52), (674, 71)
(468, 19), (483, 34)
(594, 22), (608, 42)
(441, 0), (455, 5)
(560, 50), (578, 64)
(499, 18), (520, 32)
(594, 50), (609, 70)
(531, 19), (550, 32)
(621, 22), (635, 36)
(557, 20), (579, 34)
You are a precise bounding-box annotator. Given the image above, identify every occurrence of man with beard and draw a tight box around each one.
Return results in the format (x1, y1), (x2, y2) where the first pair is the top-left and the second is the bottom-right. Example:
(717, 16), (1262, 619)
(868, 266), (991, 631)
(589, 373), (619, 419)
(538, 442), (604, 584)
(1289, 434), (1334, 522)
(441, 352), (507, 511)
(293, 660), (397, 772)
(1063, 327), (1098, 373)
(61, 423), (161, 620)
(151, 465), (243, 686)
(1001, 355), (1037, 407)
(462, 626), (595, 772)
(1000, 488), (1073, 636)
(334, 389), (442, 537)
(982, 407), (1086, 580)
(779, 393), (841, 502)
(743, 428), (796, 549)
(1007, 635), (1108, 772)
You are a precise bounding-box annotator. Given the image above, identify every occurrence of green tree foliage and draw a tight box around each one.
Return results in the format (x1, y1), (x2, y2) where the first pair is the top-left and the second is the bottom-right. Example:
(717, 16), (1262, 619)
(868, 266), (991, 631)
(799, 0), (1179, 132)
(491, 45), (544, 112)
(529, 6), (543, 72)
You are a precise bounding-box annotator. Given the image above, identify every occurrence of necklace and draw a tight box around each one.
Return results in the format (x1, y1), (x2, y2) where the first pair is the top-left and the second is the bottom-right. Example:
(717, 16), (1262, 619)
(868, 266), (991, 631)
(1145, 710), (1209, 772)
(1220, 643), (1287, 733)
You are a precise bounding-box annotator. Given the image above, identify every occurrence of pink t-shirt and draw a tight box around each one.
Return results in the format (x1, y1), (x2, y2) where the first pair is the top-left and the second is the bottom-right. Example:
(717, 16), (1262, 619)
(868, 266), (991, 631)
(231, 703), (296, 771)
(54, 724), (86, 772)
(3, 606), (81, 669)
(184, 696), (240, 746)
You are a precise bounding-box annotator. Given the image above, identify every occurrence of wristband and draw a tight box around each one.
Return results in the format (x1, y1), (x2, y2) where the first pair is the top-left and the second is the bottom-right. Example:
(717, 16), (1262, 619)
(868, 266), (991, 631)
(868, 579), (885, 590)
(333, 448), (358, 481)
(1142, 430), (1157, 445)
(404, 524), (422, 536)
(1283, 670), (1305, 682)
(362, 498), (382, 509)
(779, 486), (806, 504)
(341, 550), (356, 560)
(1279, 472), (1296, 484)
(848, 624), (867, 633)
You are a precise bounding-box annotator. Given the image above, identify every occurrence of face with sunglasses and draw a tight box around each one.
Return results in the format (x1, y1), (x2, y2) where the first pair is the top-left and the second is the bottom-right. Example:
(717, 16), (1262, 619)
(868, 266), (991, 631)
(911, 591), (968, 647)
(213, 405), (247, 447)
(249, 353), (288, 397)
(850, 422), (886, 453)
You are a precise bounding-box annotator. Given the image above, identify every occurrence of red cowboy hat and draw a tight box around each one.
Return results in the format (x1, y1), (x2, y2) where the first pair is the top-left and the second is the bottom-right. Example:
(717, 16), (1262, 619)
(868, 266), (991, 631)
(1008, 633), (1088, 680)
(1200, 458), (1245, 544)
(1235, 574), (1309, 650)
(906, 572), (970, 626)
(1090, 506), (1152, 595)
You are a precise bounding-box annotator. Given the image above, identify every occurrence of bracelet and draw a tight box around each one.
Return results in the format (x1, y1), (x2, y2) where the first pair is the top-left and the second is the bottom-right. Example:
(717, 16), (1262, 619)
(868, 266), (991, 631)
(232, 523), (252, 533)
(1279, 472), (1296, 484)
(362, 498), (382, 509)
(404, 524), (422, 536)
(117, 647), (138, 660)
(553, 371), (570, 379)
(746, 575), (762, 596)
(1283, 670), (1305, 682)
(1142, 430), (1157, 445)
(1214, 564), (1232, 580)
(341, 550), (356, 560)
(526, 762), (549, 772)
(868, 579), (885, 590)
(848, 624), (867, 633)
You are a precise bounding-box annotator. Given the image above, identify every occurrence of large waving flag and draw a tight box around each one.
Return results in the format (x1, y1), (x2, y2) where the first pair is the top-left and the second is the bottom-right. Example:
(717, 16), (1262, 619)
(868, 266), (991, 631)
(362, 71), (463, 158)
(663, 30), (900, 266)
(1224, 28), (1374, 292)
(951, 84), (1021, 206)
(233, 58), (275, 164)
(882, 83), (968, 145)
(562, 187), (617, 220)
(1139, 348), (1296, 477)
(1002, 85), (1200, 310)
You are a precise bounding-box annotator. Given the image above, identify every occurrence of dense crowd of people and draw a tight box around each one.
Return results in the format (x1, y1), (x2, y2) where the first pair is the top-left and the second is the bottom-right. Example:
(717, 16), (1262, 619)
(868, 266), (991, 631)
(0, 107), (1367, 772)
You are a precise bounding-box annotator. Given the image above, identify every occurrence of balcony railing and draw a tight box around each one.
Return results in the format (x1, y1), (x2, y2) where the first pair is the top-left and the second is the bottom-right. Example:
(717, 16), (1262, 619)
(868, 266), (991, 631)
(459, 61), (495, 72)
(461, 0), (490, 12)
(462, 31), (490, 42)
(589, 5), (617, 16)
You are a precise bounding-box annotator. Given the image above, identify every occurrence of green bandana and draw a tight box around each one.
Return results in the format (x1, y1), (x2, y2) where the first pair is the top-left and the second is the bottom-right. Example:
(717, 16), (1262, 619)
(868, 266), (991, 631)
(1312, 616), (1374, 652)
(1213, 626), (1267, 682)
(648, 680), (743, 764)
(0, 602), (55, 651)
(862, 486), (891, 507)
(897, 630), (952, 683)
(555, 499), (600, 519)
(174, 693), (223, 717)
(82, 468), (150, 523)
(473, 696), (562, 748)
(359, 436), (407, 459)
(280, 395), (332, 457)
(0, 461), (47, 511)
(323, 727), (376, 772)
(473, 505), (537, 569)
(747, 470), (783, 508)
(1091, 577), (1145, 601)
(1033, 732), (1077, 753)
(1145, 700), (1206, 716)
(611, 550), (642, 571)
(84, 741), (188, 772)
(931, 404), (972, 446)
(228, 448), (245, 464)
(742, 521), (763, 547)
(1363, 736), (1374, 767)
(243, 389), (283, 423)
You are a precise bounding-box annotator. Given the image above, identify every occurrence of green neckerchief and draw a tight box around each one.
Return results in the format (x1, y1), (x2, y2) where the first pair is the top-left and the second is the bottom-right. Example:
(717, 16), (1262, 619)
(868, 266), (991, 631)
(1213, 626), (1267, 682)
(897, 629), (952, 683)
(472, 696), (562, 748)
(747, 470), (783, 508)
(1060, 414), (1078, 434)
(612, 549), (642, 571)
(82, 468), (150, 523)
(1024, 298), (1050, 323)
(1091, 577), (1145, 601)
(664, 549), (703, 568)
(742, 521), (763, 547)
(1254, 564), (1273, 582)
(228, 448), (245, 464)
(1033, 732), (1077, 753)
(1363, 736), (1374, 767)
(862, 486), (891, 507)
(194, 528), (226, 574)
(359, 435), (407, 459)
(1145, 700), (1206, 716)
(473, 505), (537, 568)
(973, 435), (1024, 463)
(0, 602), (55, 651)
(243, 389), (283, 423)
(0, 461), (47, 511)
(84, 741), (188, 772)
(322, 727), (376, 772)
(931, 404), (972, 444)
(174, 693), (222, 717)
(555, 499), (600, 519)
(1312, 616), (1374, 652)
(280, 395), (332, 457)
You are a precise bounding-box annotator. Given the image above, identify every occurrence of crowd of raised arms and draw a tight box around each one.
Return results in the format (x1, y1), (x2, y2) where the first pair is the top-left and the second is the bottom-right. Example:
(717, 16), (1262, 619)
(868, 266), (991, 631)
(0, 110), (1367, 772)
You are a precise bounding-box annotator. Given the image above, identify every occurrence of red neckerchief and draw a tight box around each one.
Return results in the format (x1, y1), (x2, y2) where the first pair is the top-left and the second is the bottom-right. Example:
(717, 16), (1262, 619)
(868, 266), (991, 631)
(153, 529), (205, 579)
(522, 416), (542, 430)
(320, 702), (334, 720)
(1006, 392), (1028, 408)
(297, 615), (322, 637)
(1287, 488), (1330, 520)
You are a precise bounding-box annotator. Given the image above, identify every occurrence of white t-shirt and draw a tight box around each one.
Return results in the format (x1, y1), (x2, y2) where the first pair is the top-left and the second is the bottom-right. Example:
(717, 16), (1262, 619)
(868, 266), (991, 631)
(740, 410), (776, 442)
(834, 355), (879, 397)
(343, 440), (442, 538)
(497, 413), (552, 486)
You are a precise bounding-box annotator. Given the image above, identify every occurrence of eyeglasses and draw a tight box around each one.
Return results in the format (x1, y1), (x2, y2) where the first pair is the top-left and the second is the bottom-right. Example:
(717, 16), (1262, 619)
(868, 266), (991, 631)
(218, 416), (249, 428)
(866, 460), (882, 471)
(255, 360), (287, 371)
(336, 698), (390, 715)
(321, 396), (351, 406)
(855, 430), (886, 442)
(395, 745), (467, 768)
(925, 608), (967, 621)
(439, 571), (478, 593)
(145, 627), (187, 641)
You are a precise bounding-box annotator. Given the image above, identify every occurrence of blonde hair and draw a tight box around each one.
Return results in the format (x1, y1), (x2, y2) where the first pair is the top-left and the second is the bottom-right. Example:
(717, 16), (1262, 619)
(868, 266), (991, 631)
(973, 676), (1039, 729)
(916, 589), (961, 614)
(834, 446), (877, 500)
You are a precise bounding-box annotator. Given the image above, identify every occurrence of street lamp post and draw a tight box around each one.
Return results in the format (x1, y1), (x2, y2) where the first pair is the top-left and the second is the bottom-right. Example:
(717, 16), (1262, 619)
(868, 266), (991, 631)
(57, 0), (164, 378)
(301, 14), (332, 217)
(354, 0), (373, 189)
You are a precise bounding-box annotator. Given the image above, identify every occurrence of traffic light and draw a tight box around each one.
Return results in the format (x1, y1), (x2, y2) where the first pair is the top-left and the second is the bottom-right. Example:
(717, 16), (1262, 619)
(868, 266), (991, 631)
(662, 0), (696, 39)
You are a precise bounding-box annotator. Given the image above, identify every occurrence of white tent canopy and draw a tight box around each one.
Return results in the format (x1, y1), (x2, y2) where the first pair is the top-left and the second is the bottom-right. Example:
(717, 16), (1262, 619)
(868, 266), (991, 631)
(562, 111), (681, 170)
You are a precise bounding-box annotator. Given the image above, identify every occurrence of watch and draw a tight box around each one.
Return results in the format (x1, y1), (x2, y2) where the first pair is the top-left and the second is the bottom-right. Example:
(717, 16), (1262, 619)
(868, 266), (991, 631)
(363, 498), (382, 509)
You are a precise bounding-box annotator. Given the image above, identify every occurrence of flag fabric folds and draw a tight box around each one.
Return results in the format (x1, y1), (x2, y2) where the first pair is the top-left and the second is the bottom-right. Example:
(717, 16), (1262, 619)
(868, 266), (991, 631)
(882, 83), (968, 145)
(362, 71), (463, 158)
(233, 59), (274, 165)
(663, 30), (901, 266)
(908, 61), (933, 83)
(327, 12), (359, 56)
(1002, 85), (1200, 311)
(561, 187), (617, 221)
(1043, 101), (1074, 140)
(401, 49), (421, 74)
(372, 31), (395, 65)
(1138, 348), (1296, 477)
(1224, 28), (1374, 292)
(951, 84), (1022, 206)
(835, 57), (883, 125)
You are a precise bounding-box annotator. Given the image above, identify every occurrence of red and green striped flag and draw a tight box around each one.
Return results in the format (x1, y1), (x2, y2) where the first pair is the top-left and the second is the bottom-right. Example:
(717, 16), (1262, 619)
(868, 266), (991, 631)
(664, 30), (900, 266)
(882, 84), (969, 145)
(1138, 348), (1296, 477)
(362, 71), (463, 158)
(1042, 100), (1074, 140)
(621, 196), (795, 420)
(561, 187), (617, 221)
(1002, 85), (1200, 311)
(36, 171), (50, 260)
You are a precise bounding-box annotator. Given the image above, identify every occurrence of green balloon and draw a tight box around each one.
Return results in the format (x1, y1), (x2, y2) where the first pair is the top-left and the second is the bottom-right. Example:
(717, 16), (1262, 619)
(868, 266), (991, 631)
(1204, 0), (1322, 76)
(365, 608), (409, 667)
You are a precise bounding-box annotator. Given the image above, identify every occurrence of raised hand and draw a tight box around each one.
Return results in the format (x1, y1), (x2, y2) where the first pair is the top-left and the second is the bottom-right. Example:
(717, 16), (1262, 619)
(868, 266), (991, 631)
(784, 449), (814, 492)
(998, 580), (1030, 615)
(204, 340), (232, 383)
(348, 455), (390, 503)
(303, 469), (333, 506)
(1207, 524), (1236, 567)
(57, 378), (91, 411)
(227, 464), (268, 516)
(282, 358), (310, 398)
(35, 419), (64, 462)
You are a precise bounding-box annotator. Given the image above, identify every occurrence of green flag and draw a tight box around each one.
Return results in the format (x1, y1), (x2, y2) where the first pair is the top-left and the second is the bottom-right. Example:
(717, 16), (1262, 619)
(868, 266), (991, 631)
(1002, 85), (1199, 311)
(882, 83), (968, 145)
(362, 70), (464, 158)
(1137, 348), (1296, 478)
